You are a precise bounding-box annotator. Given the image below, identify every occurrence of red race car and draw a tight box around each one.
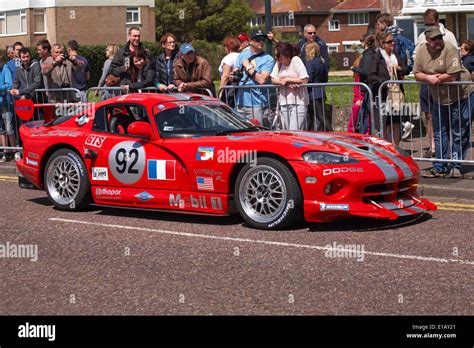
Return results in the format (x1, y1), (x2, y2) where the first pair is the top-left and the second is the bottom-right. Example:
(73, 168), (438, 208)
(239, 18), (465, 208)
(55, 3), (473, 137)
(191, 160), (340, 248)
(17, 93), (436, 230)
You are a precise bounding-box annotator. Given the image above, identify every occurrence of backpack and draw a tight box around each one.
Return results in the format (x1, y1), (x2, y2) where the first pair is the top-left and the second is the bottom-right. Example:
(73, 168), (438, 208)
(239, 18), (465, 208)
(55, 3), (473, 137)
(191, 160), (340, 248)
(393, 34), (415, 73)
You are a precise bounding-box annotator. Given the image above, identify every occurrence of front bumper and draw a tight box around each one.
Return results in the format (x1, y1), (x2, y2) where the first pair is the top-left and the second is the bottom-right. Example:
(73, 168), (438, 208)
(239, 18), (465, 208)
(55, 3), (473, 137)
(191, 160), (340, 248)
(304, 194), (437, 222)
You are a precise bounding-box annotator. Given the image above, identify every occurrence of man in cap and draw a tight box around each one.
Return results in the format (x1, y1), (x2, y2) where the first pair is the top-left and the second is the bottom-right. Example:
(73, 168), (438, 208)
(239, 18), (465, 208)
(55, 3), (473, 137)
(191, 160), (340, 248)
(173, 43), (215, 96)
(414, 26), (473, 178)
(234, 29), (275, 124)
(414, 9), (458, 156)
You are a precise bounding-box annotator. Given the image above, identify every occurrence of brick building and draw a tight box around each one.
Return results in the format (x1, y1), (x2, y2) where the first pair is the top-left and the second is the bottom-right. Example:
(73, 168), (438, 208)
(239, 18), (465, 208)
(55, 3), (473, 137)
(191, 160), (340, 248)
(247, 0), (381, 53)
(395, 0), (474, 46)
(0, 0), (155, 48)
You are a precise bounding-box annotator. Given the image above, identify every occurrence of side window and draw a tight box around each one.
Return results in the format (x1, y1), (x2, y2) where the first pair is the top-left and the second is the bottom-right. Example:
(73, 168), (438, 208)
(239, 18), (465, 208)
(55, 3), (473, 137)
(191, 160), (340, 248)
(92, 106), (106, 131)
(93, 104), (150, 135)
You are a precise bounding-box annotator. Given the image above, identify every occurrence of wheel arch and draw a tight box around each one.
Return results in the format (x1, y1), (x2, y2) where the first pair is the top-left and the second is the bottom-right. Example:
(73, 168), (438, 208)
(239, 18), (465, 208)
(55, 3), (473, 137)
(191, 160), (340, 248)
(40, 143), (84, 188)
(228, 151), (303, 197)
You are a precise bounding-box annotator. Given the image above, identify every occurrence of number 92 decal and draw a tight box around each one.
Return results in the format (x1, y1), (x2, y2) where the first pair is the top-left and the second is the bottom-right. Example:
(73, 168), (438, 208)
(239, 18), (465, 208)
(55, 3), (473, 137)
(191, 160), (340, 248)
(108, 141), (146, 184)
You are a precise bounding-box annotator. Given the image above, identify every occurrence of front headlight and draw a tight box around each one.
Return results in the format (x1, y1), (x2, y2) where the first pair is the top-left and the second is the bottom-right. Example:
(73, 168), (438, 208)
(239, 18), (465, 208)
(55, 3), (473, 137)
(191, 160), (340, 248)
(303, 151), (359, 164)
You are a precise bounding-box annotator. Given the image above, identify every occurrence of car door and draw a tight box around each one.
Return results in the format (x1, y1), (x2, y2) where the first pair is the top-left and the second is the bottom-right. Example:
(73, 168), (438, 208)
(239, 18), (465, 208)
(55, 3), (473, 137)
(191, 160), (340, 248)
(85, 103), (182, 204)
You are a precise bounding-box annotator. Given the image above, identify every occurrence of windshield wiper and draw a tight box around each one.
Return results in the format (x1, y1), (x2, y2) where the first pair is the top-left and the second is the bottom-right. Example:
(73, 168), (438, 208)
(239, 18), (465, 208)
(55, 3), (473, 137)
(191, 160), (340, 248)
(214, 127), (259, 136)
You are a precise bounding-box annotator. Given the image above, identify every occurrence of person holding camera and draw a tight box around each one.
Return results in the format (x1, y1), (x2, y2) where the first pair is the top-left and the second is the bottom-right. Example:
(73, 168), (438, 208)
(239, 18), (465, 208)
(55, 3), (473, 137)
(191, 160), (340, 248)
(42, 43), (85, 105)
(67, 40), (90, 102)
(218, 36), (240, 107)
(235, 29), (275, 124)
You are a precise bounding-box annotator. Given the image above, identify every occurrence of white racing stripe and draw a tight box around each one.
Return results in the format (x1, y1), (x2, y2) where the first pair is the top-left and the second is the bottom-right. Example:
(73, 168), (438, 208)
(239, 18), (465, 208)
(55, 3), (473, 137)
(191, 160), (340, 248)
(49, 218), (474, 266)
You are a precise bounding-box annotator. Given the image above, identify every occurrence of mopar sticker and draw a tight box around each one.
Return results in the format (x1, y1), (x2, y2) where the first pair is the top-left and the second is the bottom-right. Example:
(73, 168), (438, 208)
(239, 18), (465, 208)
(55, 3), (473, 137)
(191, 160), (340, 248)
(92, 167), (109, 181)
(108, 141), (145, 184)
(320, 203), (349, 211)
(196, 146), (214, 161)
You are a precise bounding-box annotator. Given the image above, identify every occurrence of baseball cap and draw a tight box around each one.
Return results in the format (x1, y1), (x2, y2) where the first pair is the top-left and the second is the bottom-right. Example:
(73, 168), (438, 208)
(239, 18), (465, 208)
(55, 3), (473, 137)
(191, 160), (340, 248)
(425, 26), (443, 39)
(237, 33), (250, 41)
(250, 29), (267, 40)
(180, 43), (195, 54)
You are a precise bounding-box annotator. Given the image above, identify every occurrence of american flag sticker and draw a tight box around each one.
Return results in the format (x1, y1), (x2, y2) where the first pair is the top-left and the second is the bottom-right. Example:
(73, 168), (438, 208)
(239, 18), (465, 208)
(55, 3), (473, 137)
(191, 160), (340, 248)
(196, 176), (214, 191)
(148, 160), (176, 180)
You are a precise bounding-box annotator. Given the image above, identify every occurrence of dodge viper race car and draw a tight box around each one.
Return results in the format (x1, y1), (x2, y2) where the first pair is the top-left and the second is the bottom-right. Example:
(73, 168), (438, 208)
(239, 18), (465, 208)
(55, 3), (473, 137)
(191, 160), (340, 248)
(16, 93), (436, 230)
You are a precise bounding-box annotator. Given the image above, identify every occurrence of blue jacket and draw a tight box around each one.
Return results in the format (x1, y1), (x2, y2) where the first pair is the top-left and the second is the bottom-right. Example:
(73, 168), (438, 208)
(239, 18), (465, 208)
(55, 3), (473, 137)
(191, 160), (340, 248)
(0, 62), (12, 105)
(462, 54), (474, 73)
(305, 56), (328, 100)
(299, 37), (330, 69)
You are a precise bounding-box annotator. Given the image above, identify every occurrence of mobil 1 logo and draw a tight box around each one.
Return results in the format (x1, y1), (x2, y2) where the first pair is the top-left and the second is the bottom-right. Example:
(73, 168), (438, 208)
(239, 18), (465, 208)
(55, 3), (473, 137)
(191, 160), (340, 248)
(108, 141), (146, 184)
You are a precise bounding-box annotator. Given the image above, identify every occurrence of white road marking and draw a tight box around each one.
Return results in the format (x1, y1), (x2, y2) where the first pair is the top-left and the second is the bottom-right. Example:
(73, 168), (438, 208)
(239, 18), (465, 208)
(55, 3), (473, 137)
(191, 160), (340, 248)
(49, 217), (474, 266)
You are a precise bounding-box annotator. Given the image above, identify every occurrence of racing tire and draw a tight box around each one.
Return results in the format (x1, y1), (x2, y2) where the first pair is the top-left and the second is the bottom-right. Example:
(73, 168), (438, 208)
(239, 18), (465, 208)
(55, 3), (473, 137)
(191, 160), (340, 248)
(235, 157), (302, 230)
(44, 148), (91, 211)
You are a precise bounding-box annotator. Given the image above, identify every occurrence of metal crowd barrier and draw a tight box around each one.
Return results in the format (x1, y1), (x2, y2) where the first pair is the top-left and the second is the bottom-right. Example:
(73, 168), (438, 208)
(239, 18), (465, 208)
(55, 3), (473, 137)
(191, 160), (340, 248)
(220, 82), (376, 134)
(377, 80), (474, 165)
(85, 86), (214, 102)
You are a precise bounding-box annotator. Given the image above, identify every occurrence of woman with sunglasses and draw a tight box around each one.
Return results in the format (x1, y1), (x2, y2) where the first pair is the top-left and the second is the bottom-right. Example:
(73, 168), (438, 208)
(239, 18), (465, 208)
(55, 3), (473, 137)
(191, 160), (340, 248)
(367, 32), (410, 144)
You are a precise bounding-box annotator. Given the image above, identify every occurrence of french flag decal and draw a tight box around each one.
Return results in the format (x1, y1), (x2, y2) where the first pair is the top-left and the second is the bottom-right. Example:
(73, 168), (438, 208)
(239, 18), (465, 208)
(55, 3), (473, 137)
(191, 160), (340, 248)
(147, 160), (176, 180)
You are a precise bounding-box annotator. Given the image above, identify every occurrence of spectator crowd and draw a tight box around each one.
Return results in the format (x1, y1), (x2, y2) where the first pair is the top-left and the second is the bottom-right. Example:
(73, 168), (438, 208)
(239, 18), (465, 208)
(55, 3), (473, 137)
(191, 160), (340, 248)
(0, 10), (473, 177)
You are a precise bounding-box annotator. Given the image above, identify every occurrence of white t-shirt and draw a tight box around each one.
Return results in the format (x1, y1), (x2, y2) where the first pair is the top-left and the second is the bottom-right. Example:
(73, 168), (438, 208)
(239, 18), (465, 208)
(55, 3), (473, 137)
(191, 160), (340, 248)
(219, 52), (239, 75)
(271, 56), (309, 105)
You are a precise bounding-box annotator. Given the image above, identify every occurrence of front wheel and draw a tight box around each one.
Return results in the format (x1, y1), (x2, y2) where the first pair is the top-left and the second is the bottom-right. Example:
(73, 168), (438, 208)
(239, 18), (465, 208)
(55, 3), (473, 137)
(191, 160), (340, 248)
(44, 149), (91, 211)
(235, 157), (302, 230)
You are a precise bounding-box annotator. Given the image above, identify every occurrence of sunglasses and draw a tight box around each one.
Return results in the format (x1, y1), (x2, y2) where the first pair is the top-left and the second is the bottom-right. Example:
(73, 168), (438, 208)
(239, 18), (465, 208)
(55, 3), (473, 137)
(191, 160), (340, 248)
(308, 32), (317, 35)
(253, 37), (266, 42)
(425, 23), (436, 26)
(384, 40), (394, 44)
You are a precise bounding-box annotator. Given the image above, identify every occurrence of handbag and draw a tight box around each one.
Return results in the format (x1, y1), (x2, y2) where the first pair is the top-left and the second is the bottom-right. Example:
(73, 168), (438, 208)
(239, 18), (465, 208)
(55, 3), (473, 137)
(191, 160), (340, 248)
(105, 74), (121, 87)
(386, 65), (405, 113)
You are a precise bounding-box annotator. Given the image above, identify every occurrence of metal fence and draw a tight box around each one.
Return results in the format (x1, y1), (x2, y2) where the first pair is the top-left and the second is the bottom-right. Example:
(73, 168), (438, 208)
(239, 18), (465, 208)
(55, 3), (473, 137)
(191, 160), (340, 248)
(220, 82), (376, 134)
(2, 82), (473, 169)
(377, 80), (474, 166)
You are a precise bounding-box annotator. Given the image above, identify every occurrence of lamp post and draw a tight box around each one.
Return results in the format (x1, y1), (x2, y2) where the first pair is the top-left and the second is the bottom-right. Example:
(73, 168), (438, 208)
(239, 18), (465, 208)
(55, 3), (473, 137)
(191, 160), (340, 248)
(265, 0), (272, 54)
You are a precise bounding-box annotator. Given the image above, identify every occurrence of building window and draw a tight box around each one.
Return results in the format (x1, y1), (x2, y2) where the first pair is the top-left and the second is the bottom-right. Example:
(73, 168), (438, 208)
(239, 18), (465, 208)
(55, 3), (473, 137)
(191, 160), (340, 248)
(349, 12), (369, 26)
(126, 7), (140, 24)
(0, 10), (27, 36)
(329, 19), (340, 31)
(34, 9), (46, 33)
(467, 15), (474, 39)
(272, 14), (295, 27)
(327, 44), (339, 54)
(249, 16), (263, 28)
(0, 13), (5, 35)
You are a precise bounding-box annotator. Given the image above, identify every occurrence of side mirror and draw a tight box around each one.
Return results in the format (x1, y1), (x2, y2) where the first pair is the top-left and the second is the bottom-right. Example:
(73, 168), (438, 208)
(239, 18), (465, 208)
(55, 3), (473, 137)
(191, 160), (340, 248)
(128, 121), (154, 140)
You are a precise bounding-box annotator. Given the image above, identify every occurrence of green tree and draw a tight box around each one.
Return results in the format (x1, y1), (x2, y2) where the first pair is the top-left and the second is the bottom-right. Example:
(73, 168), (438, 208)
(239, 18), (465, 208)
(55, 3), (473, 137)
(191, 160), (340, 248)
(195, 0), (254, 42)
(155, 0), (253, 42)
(155, 0), (202, 42)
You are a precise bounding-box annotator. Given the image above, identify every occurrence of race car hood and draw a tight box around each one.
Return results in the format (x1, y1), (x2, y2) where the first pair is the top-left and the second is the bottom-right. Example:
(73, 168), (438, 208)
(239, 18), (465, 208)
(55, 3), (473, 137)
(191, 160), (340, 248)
(222, 130), (406, 162)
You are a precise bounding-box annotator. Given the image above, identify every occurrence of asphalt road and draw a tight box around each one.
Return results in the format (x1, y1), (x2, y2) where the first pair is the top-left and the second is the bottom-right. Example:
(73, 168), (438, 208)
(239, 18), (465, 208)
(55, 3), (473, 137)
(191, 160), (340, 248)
(0, 176), (473, 315)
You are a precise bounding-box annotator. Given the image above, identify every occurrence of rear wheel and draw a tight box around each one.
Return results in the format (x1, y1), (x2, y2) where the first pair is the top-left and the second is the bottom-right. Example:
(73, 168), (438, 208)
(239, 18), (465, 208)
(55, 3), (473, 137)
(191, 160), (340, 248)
(44, 149), (91, 211)
(235, 157), (302, 230)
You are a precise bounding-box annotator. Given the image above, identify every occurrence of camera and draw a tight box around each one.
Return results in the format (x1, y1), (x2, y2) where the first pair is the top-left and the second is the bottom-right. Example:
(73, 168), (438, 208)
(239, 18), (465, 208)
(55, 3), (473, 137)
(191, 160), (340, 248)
(229, 69), (244, 83)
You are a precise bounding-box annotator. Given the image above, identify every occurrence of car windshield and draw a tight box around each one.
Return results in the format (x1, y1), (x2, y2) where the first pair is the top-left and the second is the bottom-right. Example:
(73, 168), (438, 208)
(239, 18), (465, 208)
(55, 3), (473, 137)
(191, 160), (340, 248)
(153, 102), (259, 138)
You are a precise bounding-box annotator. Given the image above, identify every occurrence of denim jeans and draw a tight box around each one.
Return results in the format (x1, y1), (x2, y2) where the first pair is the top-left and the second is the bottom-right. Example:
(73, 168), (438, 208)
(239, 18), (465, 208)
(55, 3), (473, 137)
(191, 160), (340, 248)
(432, 94), (472, 172)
